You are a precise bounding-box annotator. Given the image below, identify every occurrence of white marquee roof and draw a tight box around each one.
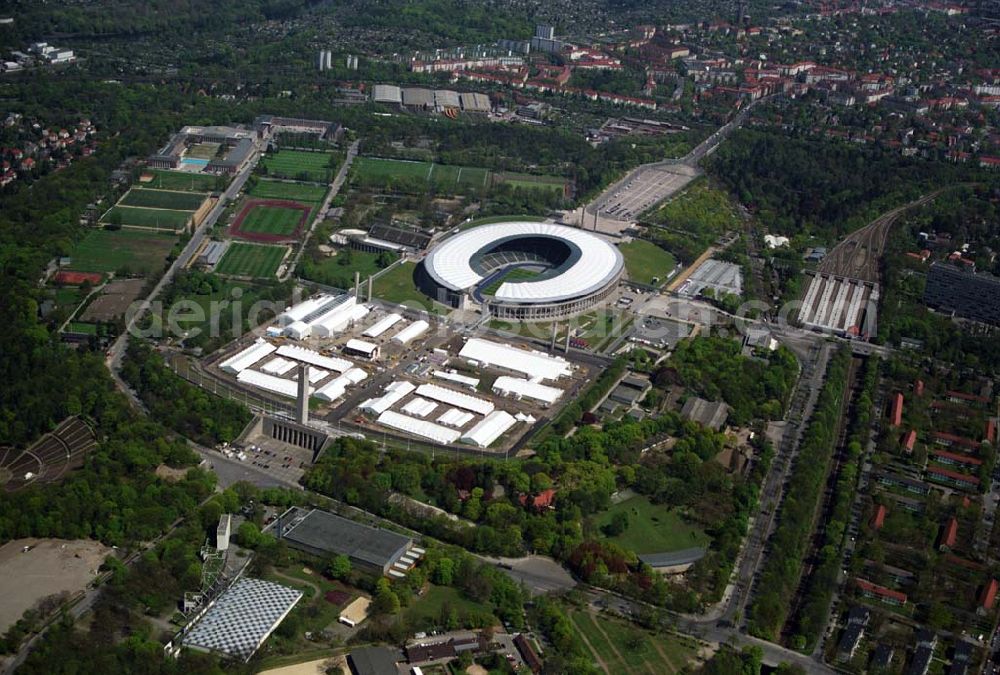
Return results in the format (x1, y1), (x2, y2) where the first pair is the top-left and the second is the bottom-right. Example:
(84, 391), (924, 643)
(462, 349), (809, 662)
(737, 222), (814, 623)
(277, 344), (352, 373)
(392, 320), (430, 344)
(377, 410), (461, 445)
(360, 380), (415, 415)
(461, 410), (517, 448)
(237, 369), (311, 399)
(493, 375), (563, 404)
(220, 339), (276, 374)
(424, 222), (623, 303)
(437, 408), (475, 428)
(363, 313), (403, 338)
(416, 383), (494, 416)
(459, 338), (572, 381)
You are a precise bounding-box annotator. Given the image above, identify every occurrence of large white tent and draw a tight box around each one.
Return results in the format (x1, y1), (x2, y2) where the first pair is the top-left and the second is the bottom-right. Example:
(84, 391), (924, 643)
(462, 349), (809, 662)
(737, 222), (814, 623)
(458, 338), (572, 381)
(415, 383), (494, 416)
(220, 339), (277, 375)
(460, 410), (517, 448)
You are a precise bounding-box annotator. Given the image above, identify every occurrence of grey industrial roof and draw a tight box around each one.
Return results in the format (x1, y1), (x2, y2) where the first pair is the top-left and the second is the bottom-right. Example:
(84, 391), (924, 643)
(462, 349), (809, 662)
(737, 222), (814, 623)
(348, 646), (402, 675)
(373, 84), (402, 104)
(680, 397), (730, 430)
(402, 87), (434, 107)
(182, 578), (302, 661)
(434, 89), (460, 108)
(460, 92), (491, 112)
(280, 508), (412, 569)
(638, 547), (706, 568)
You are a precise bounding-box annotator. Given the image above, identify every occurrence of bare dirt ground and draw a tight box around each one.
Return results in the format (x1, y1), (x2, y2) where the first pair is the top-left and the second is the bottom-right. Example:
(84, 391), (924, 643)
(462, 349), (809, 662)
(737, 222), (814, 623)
(259, 655), (346, 675)
(0, 538), (111, 632)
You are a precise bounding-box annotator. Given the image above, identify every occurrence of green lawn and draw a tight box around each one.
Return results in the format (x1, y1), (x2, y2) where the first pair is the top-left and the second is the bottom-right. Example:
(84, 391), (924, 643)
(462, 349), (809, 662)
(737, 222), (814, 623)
(184, 142), (220, 160)
(66, 321), (98, 335)
(68, 229), (177, 276)
(120, 188), (206, 211)
(370, 262), (448, 314)
(248, 179), (328, 203)
(594, 495), (709, 555)
(215, 243), (287, 278)
(353, 157), (492, 193)
(567, 608), (696, 673)
(618, 239), (677, 287)
(300, 249), (394, 289)
(102, 206), (191, 230)
(239, 205), (305, 236)
(142, 170), (221, 192)
(404, 585), (496, 629)
(490, 308), (628, 349)
(261, 150), (336, 182)
(496, 172), (568, 195)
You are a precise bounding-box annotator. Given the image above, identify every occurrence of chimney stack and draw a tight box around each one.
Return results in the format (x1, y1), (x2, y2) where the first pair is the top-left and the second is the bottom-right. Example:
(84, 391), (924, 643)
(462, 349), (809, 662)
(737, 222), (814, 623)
(296, 364), (310, 424)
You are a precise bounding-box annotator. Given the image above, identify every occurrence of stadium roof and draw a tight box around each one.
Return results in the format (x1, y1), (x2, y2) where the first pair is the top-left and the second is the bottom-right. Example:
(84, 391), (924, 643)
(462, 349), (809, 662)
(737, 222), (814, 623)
(182, 578), (302, 662)
(423, 222), (623, 304)
(461, 410), (517, 448)
(280, 508), (412, 570)
(637, 547), (707, 569)
(459, 338), (572, 381)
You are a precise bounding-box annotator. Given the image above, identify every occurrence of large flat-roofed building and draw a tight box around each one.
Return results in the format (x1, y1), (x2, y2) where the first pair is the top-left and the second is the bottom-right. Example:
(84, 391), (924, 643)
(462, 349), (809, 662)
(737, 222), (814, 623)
(372, 84), (403, 105)
(181, 578), (302, 662)
(420, 222), (624, 320)
(275, 507), (415, 575)
(923, 262), (1000, 326)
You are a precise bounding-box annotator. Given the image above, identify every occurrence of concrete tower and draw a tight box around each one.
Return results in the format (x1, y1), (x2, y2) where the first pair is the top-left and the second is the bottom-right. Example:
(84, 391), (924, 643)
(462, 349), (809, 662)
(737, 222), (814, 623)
(296, 363), (310, 425)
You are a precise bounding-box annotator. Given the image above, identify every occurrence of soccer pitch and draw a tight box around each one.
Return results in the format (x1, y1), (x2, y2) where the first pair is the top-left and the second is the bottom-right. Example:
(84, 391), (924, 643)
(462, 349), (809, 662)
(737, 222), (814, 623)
(353, 157), (491, 192)
(214, 243), (287, 278)
(238, 205), (305, 236)
(248, 179), (328, 203)
(120, 188), (206, 211)
(103, 206), (191, 230)
(260, 150), (335, 182)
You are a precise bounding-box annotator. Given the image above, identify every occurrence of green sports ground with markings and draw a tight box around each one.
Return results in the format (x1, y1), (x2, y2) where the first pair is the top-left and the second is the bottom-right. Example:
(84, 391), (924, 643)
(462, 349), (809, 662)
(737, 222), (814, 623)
(237, 205), (306, 236)
(260, 150), (336, 182)
(214, 242), (287, 278)
(119, 188), (208, 211)
(248, 179), (328, 203)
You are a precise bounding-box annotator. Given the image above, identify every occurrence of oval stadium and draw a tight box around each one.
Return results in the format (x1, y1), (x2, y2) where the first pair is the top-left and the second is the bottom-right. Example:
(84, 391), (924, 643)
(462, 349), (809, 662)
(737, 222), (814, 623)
(419, 221), (624, 320)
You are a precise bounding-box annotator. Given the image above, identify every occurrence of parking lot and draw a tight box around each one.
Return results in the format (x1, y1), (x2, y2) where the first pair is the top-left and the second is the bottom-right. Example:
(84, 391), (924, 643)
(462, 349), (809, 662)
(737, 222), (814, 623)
(589, 163), (699, 222)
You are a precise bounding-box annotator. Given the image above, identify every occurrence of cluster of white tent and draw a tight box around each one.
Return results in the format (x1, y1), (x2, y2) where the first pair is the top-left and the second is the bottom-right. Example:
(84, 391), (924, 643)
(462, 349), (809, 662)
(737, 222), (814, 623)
(458, 338), (572, 382)
(278, 294), (370, 341)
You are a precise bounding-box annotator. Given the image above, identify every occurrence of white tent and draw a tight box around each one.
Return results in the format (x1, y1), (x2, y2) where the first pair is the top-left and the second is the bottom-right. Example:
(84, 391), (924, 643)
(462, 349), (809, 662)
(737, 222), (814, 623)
(392, 320), (429, 345)
(416, 383), (494, 416)
(461, 410), (517, 448)
(277, 344), (353, 373)
(458, 338), (571, 381)
(363, 313), (403, 338)
(377, 410), (460, 444)
(359, 380), (415, 415)
(220, 339), (276, 374)
(492, 376), (563, 405)
(237, 369), (311, 399)
(433, 370), (479, 389)
(437, 408), (475, 428)
(401, 397), (438, 418)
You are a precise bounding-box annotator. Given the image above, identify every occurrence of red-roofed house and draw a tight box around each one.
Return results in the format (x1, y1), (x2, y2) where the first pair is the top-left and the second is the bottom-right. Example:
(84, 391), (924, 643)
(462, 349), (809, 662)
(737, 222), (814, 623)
(986, 419), (996, 445)
(900, 430), (917, 453)
(980, 579), (998, 610)
(947, 390), (989, 406)
(940, 517), (959, 549)
(928, 466), (980, 489)
(871, 504), (887, 530)
(855, 578), (907, 606)
(890, 392), (904, 427)
(931, 431), (981, 452)
(518, 489), (556, 510)
(931, 449), (983, 467)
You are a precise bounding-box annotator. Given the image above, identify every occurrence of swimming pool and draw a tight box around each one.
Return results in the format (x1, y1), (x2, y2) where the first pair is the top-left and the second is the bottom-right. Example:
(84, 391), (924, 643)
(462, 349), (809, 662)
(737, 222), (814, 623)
(181, 157), (210, 166)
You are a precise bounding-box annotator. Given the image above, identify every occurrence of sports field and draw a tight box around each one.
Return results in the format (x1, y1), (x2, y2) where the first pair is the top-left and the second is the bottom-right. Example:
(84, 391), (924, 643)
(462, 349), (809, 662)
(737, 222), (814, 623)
(261, 150), (336, 182)
(103, 205), (191, 230)
(249, 179), (328, 203)
(120, 188), (207, 211)
(353, 157), (491, 191)
(618, 239), (677, 287)
(594, 495), (708, 554)
(141, 170), (220, 192)
(480, 267), (540, 296)
(68, 229), (177, 276)
(215, 243), (287, 278)
(239, 205), (306, 236)
(495, 171), (568, 195)
(567, 608), (697, 674)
